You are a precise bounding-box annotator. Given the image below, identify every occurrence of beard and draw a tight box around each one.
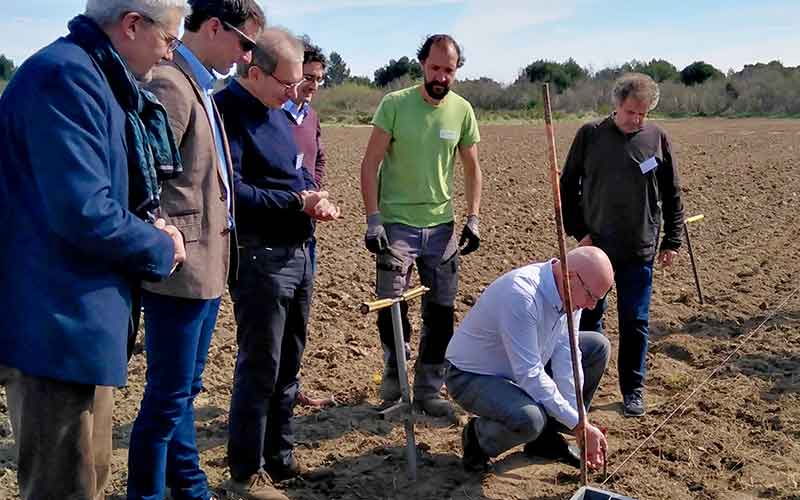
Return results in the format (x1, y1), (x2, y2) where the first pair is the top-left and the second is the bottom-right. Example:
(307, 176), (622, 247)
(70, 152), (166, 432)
(424, 79), (450, 101)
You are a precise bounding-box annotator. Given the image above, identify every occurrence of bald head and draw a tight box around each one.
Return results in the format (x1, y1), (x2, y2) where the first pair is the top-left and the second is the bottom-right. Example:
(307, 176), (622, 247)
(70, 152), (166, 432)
(554, 246), (614, 312)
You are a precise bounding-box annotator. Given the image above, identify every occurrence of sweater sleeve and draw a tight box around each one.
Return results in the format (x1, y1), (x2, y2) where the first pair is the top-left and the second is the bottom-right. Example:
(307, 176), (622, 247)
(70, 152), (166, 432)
(656, 131), (684, 252)
(314, 114), (326, 188)
(560, 124), (590, 241)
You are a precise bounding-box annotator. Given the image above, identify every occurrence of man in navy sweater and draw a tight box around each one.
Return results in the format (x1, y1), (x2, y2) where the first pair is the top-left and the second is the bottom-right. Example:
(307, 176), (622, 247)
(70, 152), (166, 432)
(214, 28), (340, 500)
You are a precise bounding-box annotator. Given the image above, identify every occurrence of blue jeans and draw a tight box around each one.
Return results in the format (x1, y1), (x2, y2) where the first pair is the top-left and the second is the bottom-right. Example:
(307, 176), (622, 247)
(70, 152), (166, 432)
(579, 259), (654, 396)
(227, 242), (313, 481)
(127, 293), (221, 500)
(446, 331), (610, 457)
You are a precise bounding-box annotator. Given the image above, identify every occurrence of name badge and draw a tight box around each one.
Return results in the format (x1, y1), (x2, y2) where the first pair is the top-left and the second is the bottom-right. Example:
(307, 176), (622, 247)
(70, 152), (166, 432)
(439, 129), (458, 141)
(295, 153), (304, 170)
(639, 156), (658, 174)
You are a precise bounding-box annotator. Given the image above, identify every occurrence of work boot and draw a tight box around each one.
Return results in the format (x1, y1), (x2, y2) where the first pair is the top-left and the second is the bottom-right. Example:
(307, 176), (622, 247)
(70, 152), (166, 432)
(461, 417), (489, 472)
(220, 471), (288, 500)
(623, 391), (646, 417)
(523, 429), (581, 468)
(412, 362), (454, 419)
(379, 352), (402, 402)
(264, 455), (309, 482)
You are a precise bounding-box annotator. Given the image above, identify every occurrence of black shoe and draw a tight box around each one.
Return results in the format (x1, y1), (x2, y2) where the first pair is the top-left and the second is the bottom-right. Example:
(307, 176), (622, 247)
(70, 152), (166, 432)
(264, 455), (308, 482)
(623, 392), (646, 417)
(461, 417), (489, 472)
(523, 430), (581, 469)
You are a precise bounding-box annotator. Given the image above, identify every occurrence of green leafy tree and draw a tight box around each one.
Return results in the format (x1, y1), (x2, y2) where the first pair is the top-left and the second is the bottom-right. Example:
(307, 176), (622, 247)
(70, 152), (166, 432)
(0, 54), (15, 81)
(519, 58), (587, 92)
(325, 52), (351, 87)
(346, 75), (372, 86)
(373, 56), (422, 87)
(680, 61), (724, 86)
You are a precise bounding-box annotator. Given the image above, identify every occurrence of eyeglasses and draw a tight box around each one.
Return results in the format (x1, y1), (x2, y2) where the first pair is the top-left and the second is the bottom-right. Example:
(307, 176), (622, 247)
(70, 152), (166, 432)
(140, 14), (182, 52)
(222, 20), (256, 52)
(574, 272), (603, 303)
(303, 74), (325, 85)
(269, 73), (304, 91)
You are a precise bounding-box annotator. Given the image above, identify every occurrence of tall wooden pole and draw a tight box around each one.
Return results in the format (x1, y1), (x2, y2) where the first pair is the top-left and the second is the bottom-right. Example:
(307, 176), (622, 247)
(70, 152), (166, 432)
(541, 83), (589, 486)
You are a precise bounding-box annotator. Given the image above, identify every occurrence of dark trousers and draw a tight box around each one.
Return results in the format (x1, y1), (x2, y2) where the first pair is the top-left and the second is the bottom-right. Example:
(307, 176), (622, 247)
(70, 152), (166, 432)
(127, 293), (221, 500)
(227, 243), (313, 481)
(579, 259), (654, 396)
(1, 366), (113, 500)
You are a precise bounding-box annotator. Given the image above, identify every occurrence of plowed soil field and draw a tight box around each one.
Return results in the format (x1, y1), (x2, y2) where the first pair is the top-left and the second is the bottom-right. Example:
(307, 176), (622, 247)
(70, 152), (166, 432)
(2, 118), (800, 499)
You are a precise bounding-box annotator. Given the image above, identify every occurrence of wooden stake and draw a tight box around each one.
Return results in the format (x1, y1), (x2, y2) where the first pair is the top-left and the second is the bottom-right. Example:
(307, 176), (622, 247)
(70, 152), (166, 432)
(542, 83), (589, 486)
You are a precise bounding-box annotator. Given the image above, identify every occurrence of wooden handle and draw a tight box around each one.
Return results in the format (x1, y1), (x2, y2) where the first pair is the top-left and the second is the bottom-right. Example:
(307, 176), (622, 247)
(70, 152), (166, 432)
(684, 214), (705, 224)
(401, 286), (429, 302)
(359, 286), (430, 314)
(360, 298), (395, 314)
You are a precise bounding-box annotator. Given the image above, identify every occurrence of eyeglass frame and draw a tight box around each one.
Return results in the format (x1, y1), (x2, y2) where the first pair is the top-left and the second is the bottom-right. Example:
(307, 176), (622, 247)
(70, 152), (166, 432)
(221, 20), (256, 52)
(268, 72), (305, 91)
(302, 73), (326, 85)
(139, 14), (182, 52)
(574, 271), (604, 303)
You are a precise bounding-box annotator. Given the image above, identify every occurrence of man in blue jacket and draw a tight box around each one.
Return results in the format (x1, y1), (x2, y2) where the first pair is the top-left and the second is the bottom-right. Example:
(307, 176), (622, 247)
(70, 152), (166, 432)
(215, 28), (340, 500)
(0, 1), (187, 498)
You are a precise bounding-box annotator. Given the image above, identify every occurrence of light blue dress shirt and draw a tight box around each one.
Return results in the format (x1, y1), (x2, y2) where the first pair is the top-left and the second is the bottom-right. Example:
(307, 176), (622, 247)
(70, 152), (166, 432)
(176, 45), (232, 224)
(282, 99), (309, 125)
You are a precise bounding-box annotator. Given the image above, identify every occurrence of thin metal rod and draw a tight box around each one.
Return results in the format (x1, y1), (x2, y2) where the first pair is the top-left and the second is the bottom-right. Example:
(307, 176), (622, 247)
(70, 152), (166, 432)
(602, 282), (800, 485)
(390, 302), (417, 480)
(542, 82), (588, 486)
(683, 223), (704, 304)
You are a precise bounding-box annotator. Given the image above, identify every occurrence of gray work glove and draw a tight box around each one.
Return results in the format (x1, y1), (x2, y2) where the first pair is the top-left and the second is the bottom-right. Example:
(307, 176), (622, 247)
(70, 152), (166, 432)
(364, 213), (390, 254)
(459, 215), (480, 255)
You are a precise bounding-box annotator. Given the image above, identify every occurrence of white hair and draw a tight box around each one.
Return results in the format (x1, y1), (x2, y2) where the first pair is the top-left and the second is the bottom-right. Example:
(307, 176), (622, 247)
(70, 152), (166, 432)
(85, 0), (191, 27)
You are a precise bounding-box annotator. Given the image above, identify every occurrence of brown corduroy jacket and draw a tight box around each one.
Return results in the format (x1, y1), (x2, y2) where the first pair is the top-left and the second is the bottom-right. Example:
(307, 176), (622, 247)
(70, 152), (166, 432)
(142, 51), (236, 299)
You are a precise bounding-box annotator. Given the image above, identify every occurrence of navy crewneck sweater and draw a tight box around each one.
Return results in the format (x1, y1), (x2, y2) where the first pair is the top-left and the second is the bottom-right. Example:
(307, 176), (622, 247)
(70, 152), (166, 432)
(215, 79), (316, 246)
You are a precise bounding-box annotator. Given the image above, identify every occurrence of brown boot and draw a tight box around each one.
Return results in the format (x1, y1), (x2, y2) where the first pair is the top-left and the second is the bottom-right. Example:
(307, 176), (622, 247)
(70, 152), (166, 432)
(221, 471), (288, 500)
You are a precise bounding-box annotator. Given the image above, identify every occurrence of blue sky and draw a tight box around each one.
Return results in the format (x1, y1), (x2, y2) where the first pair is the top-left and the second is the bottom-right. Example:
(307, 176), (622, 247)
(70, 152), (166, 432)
(2, 0), (798, 83)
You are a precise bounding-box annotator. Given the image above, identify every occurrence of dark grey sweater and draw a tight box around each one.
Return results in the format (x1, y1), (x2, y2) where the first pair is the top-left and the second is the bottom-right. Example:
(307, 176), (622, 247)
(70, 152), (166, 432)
(560, 116), (684, 265)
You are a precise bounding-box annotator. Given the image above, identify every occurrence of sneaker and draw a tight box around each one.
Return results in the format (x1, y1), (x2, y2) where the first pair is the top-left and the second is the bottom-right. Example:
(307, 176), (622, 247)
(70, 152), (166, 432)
(264, 455), (309, 482)
(220, 471), (289, 500)
(623, 392), (646, 417)
(523, 430), (581, 468)
(461, 417), (489, 472)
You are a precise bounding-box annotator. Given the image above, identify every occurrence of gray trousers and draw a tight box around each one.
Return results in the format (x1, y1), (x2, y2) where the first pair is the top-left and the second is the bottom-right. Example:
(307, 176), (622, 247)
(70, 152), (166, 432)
(0, 364), (113, 500)
(446, 331), (610, 457)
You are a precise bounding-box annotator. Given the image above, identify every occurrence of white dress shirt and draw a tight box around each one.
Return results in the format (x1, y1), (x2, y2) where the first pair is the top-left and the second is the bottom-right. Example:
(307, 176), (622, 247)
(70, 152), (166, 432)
(446, 260), (584, 429)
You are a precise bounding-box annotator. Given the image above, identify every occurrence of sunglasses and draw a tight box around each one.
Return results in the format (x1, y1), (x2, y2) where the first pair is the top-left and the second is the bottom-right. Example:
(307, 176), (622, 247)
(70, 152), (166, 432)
(140, 14), (182, 52)
(222, 20), (256, 52)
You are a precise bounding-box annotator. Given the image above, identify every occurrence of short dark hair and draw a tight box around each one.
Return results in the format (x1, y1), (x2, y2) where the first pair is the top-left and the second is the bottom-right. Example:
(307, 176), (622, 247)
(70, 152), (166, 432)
(417, 34), (464, 68)
(302, 38), (327, 69)
(185, 0), (265, 32)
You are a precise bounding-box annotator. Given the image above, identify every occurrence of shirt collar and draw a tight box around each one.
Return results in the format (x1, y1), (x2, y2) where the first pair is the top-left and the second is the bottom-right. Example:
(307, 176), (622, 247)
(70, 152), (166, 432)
(176, 44), (217, 92)
(282, 99), (309, 121)
(540, 259), (565, 314)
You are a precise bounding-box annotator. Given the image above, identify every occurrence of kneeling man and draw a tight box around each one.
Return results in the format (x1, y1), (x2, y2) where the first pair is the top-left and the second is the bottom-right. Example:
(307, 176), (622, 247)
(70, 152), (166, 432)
(445, 246), (612, 471)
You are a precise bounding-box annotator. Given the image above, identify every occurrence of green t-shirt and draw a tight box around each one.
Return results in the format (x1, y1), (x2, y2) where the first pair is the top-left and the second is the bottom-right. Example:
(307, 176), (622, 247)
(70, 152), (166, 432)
(372, 85), (480, 227)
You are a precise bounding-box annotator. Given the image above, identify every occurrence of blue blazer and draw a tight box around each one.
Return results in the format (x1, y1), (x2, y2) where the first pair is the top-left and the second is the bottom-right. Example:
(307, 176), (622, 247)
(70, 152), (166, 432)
(0, 36), (175, 387)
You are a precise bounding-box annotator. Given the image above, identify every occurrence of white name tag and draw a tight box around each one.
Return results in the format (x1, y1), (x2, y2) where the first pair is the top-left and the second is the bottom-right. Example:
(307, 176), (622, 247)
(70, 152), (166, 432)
(439, 129), (458, 141)
(295, 153), (304, 170)
(639, 156), (658, 174)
